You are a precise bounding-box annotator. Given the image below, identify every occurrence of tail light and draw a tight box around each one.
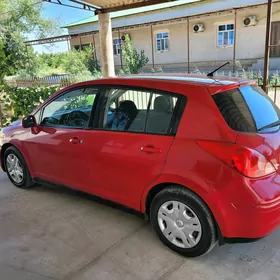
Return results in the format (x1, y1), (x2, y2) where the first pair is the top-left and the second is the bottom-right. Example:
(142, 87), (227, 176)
(197, 141), (276, 178)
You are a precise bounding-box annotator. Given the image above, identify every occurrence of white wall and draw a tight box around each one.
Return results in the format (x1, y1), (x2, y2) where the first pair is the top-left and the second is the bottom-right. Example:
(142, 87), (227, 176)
(68, 2), (280, 68)
(67, 0), (272, 35)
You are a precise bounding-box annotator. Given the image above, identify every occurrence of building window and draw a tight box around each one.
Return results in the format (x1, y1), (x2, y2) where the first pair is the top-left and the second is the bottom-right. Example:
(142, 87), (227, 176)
(218, 24), (234, 47)
(156, 32), (169, 51)
(113, 39), (122, 55)
(73, 44), (91, 51)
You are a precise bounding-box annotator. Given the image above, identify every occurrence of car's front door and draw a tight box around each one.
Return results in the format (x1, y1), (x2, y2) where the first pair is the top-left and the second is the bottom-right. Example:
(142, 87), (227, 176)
(87, 86), (185, 210)
(24, 86), (100, 191)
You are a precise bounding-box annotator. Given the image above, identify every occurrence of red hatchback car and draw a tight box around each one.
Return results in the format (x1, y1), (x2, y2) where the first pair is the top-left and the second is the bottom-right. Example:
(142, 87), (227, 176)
(1, 74), (280, 257)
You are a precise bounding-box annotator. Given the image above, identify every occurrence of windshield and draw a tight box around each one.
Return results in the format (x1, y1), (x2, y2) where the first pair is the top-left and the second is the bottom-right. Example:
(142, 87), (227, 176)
(212, 85), (280, 133)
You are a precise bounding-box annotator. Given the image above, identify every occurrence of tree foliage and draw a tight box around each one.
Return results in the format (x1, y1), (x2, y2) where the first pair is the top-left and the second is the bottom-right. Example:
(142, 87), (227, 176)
(0, 0), (60, 79)
(35, 45), (101, 77)
(121, 34), (149, 74)
(0, 84), (59, 123)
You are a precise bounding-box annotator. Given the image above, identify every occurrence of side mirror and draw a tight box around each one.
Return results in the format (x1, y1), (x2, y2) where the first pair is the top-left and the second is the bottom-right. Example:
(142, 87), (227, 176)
(22, 115), (37, 128)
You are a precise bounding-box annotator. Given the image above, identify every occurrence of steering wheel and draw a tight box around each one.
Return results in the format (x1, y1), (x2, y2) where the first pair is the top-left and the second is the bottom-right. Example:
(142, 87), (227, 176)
(67, 110), (89, 127)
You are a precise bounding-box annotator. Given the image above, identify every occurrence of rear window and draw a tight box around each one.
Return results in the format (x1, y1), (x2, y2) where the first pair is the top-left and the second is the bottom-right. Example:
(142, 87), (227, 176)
(213, 85), (280, 133)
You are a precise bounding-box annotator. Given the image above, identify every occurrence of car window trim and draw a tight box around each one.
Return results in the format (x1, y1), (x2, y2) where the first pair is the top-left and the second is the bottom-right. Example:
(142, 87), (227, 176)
(38, 85), (103, 130)
(94, 84), (186, 136)
(238, 86), (258, 132)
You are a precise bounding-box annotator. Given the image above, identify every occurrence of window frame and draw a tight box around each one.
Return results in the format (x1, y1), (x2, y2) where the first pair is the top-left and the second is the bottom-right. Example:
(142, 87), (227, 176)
(113, 38), (122, 56)
(38, 85), (103, 130)
(73, 44), (91, 51)
(95, 85), (187, 136)
(155, 31), (170, 52)
(217, 23), (235, 48)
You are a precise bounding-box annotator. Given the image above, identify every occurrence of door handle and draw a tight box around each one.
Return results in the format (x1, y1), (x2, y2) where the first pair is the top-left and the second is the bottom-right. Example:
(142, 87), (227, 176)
(69, 137), (83, 144)
(141, 146), (162, 154)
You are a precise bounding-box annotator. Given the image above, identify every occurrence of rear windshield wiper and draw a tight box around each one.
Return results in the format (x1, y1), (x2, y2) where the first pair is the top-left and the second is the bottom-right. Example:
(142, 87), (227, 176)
(258, 120), (280, 132)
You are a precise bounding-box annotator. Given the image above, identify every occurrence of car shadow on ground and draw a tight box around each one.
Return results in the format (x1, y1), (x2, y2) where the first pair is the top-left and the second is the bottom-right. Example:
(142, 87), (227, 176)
(30, 182), (146, 219)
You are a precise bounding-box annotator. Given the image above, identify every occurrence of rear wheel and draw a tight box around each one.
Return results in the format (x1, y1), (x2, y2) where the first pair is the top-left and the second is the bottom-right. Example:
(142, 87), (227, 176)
(150, 186), (217, 257)
(4, 146), (35, 189)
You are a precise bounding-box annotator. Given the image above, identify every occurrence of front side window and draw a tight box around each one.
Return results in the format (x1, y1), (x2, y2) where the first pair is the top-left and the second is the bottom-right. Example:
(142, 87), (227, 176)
(113, 39), (122, 55)
(102, 88), (179, 134)
(217, 24), (234, 47)
(156, 32), (169, 52)
(41, 87), (98, 129)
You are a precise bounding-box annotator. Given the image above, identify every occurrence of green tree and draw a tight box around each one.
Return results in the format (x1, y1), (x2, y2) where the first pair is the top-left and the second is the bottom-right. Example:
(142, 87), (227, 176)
(61, 50), (91, 76)
(121, 34), (149, 74)
(0, 44), (10, 83)
(0, 0), (60, 79)
(79, 45), (101, 75)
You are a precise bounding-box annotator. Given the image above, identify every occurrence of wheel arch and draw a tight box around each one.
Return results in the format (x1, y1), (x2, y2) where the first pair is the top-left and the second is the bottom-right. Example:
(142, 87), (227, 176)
(141, 175), (211, 214)
(1, 143), (13, 172)
(1, 141), (33, 177)
(143, 181), (225, 245)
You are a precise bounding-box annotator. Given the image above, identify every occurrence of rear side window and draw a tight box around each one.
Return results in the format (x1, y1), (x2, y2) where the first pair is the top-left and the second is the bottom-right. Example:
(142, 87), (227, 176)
(213, 85), (280, 133)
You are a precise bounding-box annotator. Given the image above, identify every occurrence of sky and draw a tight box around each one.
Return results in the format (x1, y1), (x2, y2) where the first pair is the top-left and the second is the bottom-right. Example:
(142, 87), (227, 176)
(32, 0), (197, 54)
(31, 2), (90, 54)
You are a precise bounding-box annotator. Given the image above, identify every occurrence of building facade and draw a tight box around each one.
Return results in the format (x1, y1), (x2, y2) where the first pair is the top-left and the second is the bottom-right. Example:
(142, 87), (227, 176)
(63, 0), (280, 73)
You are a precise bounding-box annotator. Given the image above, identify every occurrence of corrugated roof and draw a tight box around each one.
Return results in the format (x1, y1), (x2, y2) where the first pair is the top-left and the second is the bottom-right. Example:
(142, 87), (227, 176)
(61, 0), (200, 28)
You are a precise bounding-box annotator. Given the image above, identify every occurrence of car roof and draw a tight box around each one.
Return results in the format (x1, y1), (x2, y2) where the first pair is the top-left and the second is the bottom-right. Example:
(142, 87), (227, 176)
(79, 74), (252, 88)
(52, 74), (254, 104)
(125, 74), (244, 85)
(32, 74), (254, 115)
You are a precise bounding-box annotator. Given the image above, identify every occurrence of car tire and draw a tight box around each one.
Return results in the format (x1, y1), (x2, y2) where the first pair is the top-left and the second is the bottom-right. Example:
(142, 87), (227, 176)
(150, 186), (217, 258)
(4, 146), (35, 189)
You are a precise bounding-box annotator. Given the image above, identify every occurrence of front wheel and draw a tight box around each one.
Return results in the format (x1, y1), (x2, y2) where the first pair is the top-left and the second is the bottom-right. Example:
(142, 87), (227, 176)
(4, 146), (35, 189)
(150, 186), (217, 257)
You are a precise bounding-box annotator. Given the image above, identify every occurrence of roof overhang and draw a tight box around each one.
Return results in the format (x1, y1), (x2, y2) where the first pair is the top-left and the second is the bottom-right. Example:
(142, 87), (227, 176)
(47, 0), (181, 14)
(90, 0), (180, 14)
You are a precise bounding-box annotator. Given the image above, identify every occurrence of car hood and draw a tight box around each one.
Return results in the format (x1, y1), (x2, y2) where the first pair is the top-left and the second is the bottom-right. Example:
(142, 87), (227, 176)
(1, 119), (21, 134)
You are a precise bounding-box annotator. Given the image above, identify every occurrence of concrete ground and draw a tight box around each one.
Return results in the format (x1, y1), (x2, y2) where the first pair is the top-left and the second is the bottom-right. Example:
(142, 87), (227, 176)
(1, 170), (280, 280)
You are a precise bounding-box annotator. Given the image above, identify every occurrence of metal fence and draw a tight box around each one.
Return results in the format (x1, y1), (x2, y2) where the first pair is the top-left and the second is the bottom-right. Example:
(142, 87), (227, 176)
(2, 71), (280, 129)
(5, 75), (74, 88)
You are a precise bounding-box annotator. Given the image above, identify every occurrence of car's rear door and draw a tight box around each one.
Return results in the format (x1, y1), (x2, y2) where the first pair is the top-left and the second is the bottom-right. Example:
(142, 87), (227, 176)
(87, 86), (186, 210)
(24, 86), (101, 191)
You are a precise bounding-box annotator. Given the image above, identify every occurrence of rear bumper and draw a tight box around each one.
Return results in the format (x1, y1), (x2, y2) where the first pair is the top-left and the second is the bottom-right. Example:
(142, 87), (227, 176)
(210, 174), (280, 241)
(222, 202), (280, 240)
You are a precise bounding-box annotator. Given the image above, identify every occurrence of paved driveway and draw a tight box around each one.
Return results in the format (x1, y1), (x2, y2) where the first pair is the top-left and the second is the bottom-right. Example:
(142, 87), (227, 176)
(0, 170), (280, 280)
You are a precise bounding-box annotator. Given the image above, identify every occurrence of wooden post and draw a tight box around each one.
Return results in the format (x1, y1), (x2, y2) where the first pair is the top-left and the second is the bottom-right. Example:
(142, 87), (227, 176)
(92, 32), (97, 60)
(233, 9), (237, 73)
(79, 33), (82, 50)
(274, 77), (277, 103)
(118, 28), (123, 69)
(150, 24), (155, 69)
(187, 18), (190, 73)
(263, 0), (273, 93)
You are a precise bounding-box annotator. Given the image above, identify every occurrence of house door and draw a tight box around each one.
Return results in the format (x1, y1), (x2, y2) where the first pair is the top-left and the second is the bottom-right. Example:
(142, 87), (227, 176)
(270, 21), (280, 57)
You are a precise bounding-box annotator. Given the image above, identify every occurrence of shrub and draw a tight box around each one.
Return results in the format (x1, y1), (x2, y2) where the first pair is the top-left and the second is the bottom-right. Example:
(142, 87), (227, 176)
(0, 84), (59, 121)
(121, 34), (149, 74)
